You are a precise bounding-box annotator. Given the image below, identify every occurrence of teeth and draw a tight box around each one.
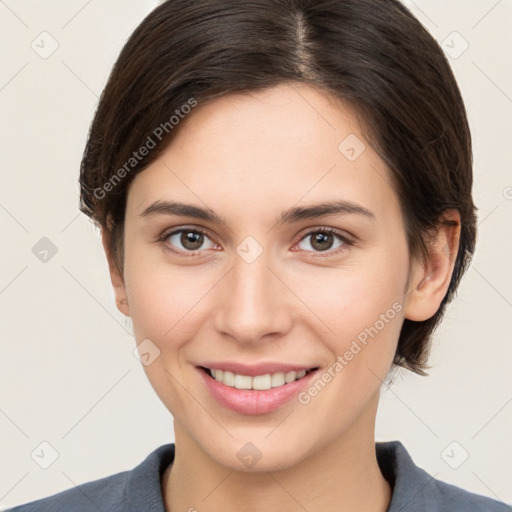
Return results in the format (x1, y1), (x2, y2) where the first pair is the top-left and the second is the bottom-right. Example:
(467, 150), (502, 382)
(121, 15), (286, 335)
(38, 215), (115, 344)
(210, 368), (309, 390)
(252, 374), (272, 390)
(285, 371), (296, 383)
(271, 372), (285, 387)
(234, 374), (252, 390)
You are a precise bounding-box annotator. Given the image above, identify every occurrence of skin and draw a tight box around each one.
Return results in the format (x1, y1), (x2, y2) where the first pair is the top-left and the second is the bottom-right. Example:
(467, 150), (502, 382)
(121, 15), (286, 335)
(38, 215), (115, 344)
(102, 82), (460, 512)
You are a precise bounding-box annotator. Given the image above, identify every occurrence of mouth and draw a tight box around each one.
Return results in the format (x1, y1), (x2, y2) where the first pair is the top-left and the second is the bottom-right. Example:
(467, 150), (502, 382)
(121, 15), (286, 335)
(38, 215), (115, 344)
(198, 365), (320, 391)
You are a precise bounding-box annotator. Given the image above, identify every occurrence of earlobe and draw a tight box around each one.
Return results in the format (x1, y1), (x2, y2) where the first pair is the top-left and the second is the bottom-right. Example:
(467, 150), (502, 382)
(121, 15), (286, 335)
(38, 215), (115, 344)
(404, 210), (461, 322)
(101, 228), (131, 318)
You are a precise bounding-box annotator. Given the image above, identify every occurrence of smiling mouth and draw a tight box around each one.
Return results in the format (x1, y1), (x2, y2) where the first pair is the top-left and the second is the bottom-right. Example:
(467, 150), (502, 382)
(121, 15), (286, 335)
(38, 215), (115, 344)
(199, 366), (319, 391)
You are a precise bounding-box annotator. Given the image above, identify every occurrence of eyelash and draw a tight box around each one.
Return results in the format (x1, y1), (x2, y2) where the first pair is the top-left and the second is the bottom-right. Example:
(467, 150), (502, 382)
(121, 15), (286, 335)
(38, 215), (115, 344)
(158, 226), (354, 259)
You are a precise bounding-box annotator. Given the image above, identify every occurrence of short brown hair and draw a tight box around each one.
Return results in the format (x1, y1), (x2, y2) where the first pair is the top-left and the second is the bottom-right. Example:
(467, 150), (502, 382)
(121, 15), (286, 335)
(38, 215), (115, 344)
(79, 0), (477, 375)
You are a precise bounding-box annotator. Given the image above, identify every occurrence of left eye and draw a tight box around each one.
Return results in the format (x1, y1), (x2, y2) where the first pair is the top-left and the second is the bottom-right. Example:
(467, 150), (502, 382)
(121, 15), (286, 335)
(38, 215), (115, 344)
(296, 228), (349, 254)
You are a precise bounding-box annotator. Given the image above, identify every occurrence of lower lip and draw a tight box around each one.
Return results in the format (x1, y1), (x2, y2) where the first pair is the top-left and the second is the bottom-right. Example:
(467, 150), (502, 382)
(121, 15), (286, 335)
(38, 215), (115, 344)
(197, 367), (318, 415)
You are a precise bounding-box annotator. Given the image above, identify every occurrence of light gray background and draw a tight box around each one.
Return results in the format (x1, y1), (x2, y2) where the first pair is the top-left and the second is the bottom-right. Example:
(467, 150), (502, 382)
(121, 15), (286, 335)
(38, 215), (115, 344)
(1, 0), (511, 508)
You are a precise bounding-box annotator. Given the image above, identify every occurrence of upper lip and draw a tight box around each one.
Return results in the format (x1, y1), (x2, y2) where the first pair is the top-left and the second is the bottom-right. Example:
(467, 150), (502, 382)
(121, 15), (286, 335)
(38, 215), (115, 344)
(198, 362), (319, 377)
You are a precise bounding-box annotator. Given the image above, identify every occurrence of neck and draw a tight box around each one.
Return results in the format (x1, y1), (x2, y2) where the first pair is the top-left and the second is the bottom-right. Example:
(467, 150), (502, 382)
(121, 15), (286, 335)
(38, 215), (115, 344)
(162, 397), (391, 512)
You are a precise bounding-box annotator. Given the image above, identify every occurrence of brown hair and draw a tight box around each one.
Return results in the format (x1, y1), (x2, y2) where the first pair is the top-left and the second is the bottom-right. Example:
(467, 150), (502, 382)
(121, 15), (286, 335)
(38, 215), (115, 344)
(79, 0), (476, 375)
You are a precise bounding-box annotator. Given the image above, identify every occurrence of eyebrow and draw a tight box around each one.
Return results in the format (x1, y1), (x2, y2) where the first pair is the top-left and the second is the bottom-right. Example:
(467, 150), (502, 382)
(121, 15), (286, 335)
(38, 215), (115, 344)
(139, 199), (376, 225)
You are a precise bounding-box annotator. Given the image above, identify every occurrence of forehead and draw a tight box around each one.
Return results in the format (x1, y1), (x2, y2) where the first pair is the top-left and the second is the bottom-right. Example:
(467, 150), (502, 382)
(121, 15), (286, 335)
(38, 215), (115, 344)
(127, 83), (400, 227)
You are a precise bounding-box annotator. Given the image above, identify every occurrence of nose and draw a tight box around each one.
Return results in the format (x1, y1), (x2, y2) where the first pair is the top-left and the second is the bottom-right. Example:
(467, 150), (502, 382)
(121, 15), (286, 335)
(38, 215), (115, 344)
(212, 248), (293, 345)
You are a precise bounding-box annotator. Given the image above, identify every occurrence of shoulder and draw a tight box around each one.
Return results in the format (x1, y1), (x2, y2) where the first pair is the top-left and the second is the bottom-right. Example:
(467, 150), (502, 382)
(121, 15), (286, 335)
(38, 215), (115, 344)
(5, 444), (175, 512)
(377, 441), (511, 512)
(5, 470), (129, 512)
(433, 479), (511, 512)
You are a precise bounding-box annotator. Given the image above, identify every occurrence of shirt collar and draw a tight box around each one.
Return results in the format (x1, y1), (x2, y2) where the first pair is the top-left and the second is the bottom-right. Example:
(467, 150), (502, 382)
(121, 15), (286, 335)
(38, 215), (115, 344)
(376, 440), (443, 511)
(124, 443), (175, 511)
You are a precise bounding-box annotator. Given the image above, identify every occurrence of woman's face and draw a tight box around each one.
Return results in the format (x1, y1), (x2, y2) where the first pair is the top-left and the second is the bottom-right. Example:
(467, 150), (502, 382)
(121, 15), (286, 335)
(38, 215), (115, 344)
(111, 83), (425, 471)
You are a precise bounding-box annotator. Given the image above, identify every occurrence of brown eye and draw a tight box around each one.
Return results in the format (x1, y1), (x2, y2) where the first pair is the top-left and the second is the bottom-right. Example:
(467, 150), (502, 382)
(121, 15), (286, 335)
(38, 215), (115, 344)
(310, 232), (336, 251)
(179, 231), (204, 250)
(163, 228), (216, 255)
(296, 228), (352, 255)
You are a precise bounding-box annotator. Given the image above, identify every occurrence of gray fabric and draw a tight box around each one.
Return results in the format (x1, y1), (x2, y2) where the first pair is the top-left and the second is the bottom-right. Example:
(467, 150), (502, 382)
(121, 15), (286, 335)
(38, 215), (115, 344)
(6, 441), (510, 511)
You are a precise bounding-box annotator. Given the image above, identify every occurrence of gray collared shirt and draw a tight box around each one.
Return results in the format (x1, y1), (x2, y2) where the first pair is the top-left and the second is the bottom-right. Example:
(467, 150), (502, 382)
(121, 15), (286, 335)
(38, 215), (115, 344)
(6, 441), (511, 511)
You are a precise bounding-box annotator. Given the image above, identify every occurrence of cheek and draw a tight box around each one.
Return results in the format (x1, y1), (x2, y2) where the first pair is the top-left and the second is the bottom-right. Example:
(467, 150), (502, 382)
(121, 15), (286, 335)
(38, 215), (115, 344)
(122, 250), (219, 410)
(292, 252), (407, 342)
(290, 252), (409, 402)
(123, 243), (217, 350)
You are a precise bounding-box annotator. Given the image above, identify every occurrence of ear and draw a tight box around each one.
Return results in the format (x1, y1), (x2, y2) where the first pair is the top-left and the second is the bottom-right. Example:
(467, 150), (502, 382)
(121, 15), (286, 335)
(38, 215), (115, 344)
(404, 210), (461, 321)
(101, 228), (131, 317)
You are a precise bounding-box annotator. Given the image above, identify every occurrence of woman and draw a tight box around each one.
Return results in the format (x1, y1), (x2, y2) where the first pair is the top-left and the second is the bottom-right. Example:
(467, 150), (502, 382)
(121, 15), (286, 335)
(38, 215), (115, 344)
(8, 0), (510, 510)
